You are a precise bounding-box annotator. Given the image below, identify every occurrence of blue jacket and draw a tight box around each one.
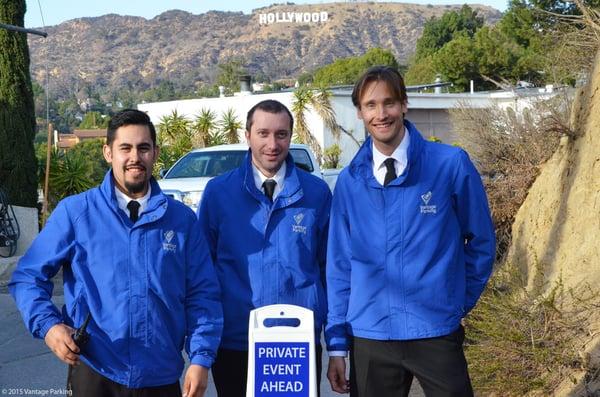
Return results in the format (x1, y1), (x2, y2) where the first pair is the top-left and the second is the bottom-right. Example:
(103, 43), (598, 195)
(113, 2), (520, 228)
(198, 152), (331, 351)
(9, 171), (223, 388)
(326, 121), (495, 351)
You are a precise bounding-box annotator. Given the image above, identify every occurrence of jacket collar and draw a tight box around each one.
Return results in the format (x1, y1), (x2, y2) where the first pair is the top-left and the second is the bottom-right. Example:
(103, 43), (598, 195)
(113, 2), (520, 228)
(349, 119), (424, 187)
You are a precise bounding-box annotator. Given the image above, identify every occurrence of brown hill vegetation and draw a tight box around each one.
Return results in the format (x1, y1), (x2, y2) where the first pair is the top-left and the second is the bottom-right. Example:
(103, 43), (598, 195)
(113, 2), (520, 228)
(26, 2), (500, 97)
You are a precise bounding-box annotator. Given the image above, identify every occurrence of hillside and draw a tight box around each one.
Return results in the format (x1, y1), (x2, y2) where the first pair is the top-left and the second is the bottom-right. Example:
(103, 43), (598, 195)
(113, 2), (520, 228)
(505, 50), (600, 394)
(26, 2), (501, 98)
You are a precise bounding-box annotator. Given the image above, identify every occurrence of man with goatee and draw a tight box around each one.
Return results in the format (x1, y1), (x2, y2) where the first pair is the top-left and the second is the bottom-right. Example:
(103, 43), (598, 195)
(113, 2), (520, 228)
(10, 109), (223, 397)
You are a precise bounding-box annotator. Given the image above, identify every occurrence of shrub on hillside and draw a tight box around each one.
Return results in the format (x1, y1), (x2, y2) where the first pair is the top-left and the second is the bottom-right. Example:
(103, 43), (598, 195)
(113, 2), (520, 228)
(449, 92), (575, 261)
(465, 262), (599, 395)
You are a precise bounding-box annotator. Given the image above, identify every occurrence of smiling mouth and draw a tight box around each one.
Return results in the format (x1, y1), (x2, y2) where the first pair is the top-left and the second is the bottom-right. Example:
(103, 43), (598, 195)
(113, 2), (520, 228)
(373, 120), (393, 129)
(125, 166), (146, 175)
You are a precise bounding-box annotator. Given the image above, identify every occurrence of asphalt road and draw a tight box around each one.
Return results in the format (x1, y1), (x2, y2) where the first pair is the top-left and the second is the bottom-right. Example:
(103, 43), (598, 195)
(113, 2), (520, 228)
(0, 294), (424, 396)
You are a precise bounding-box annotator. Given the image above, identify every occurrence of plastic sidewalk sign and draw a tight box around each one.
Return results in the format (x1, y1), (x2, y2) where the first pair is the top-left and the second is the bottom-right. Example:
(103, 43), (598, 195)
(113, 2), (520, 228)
(247, 304), (316, 397)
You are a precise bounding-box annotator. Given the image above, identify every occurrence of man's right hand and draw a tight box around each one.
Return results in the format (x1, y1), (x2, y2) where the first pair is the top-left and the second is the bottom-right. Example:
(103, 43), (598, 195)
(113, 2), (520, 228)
(44, 323), (80, 365)
(327, 356), (350, 394)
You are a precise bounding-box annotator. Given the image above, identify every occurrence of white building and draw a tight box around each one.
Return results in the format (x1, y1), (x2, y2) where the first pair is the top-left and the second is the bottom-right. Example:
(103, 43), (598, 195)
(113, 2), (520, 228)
(138, 86), (561, 167)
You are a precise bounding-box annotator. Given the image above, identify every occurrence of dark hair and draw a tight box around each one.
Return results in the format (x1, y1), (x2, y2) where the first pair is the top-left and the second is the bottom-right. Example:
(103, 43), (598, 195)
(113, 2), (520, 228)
(351, 66), (408, 108)
(246, 99), (294, 133)
(106, 109), (156, 146)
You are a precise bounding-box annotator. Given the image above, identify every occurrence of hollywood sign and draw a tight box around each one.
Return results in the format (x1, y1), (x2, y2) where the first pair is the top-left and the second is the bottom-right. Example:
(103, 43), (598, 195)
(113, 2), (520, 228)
(258, 11), (329, 25)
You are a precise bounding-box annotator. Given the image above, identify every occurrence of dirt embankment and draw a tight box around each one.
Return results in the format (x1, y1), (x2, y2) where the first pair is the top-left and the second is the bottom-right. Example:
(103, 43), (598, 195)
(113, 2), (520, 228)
(505, 52), (600, 394)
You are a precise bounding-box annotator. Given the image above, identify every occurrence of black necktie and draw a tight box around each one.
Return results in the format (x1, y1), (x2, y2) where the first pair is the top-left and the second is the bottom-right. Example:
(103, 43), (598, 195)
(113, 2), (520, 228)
(383, 158), (397, 186)
(262, 179), (277, 202)
(127, 200), (140, 222)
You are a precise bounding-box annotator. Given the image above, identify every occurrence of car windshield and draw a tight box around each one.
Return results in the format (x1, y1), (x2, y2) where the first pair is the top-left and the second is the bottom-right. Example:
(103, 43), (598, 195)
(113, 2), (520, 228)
(165, 151), (247, 178)
(164, 148), (314, 178)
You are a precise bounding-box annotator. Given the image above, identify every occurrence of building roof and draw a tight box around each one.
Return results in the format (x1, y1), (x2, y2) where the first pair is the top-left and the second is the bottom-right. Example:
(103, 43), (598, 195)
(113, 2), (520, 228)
(73, 129), (106, 139)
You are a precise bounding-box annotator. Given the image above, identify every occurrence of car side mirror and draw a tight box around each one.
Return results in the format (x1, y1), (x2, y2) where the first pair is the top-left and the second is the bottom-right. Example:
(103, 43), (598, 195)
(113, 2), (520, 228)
(159, 168), (167, 178)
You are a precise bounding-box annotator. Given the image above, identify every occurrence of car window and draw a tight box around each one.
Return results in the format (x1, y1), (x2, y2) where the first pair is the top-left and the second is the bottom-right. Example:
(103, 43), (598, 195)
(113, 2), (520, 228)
(165, 151), (247, 178)
(289, 148), (314, 173)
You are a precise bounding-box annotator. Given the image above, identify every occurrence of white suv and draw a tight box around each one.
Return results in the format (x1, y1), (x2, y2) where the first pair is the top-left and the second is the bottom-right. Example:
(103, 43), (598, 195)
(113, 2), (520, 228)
(157, 143), (322, 212)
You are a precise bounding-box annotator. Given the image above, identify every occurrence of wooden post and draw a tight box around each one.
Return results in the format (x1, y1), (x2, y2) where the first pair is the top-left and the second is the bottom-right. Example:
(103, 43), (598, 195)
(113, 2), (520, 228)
(41, 122), (53, 226)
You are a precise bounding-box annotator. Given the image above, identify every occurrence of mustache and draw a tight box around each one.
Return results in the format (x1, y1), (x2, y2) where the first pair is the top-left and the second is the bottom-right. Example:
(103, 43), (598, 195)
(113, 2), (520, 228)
(123, 163), (147, 172)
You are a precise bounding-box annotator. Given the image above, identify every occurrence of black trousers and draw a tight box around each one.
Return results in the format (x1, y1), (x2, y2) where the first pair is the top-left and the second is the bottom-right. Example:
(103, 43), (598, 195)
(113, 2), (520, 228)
(67, 361), (181, 397)
(349, 326), (473, 397)
(212, 345), (322, 397)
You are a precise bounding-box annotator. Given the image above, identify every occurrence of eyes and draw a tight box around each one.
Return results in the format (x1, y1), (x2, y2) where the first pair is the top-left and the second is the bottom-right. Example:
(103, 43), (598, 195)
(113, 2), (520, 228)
(118, 144), (152, 153)
(256, 130), (290, 140)
(363, 100), (398, 110)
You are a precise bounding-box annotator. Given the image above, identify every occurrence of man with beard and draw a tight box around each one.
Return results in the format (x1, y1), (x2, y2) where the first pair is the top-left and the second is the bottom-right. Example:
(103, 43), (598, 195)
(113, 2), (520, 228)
(10, 109), (223, 397)
(325, 66), (495, 396)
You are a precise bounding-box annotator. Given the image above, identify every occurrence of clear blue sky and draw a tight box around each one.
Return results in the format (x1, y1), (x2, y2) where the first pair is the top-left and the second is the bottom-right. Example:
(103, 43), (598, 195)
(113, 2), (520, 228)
(25, 0), (508, 28)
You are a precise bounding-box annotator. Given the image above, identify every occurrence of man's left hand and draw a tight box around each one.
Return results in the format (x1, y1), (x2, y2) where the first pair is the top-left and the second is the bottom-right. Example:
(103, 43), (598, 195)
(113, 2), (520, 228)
(182, 364), (208, 397)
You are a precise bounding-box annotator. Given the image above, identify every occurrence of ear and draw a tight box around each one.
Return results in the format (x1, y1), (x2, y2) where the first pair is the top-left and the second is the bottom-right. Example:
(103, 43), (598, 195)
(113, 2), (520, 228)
(245, 129), (251, 144)
(356, 107), (364, 121)
(400, 100), (408, 115)
(153, 145), (160, 161)
(102, 144), (112, 164)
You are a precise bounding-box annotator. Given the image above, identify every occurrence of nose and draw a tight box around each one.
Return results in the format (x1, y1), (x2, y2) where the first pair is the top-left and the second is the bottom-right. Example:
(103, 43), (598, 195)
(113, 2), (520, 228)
(376, 104), (387, 119)
(265, 133), (277, 149)
(130, 147), (141, 162)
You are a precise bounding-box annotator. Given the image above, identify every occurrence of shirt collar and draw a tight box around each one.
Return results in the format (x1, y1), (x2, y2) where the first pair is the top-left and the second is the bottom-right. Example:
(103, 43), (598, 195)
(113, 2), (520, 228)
(252, 161), (286, 194)
(114, 184), (152, 215)
(372, 126), (410, 170)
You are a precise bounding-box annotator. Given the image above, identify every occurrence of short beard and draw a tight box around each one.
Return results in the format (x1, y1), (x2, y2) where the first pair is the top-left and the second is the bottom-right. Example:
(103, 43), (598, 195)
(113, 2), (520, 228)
(124, 180), (146, 195)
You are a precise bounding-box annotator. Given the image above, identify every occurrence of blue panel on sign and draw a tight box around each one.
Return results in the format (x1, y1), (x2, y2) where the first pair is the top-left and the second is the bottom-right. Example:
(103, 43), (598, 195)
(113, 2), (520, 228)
(254, 342), (310, 396)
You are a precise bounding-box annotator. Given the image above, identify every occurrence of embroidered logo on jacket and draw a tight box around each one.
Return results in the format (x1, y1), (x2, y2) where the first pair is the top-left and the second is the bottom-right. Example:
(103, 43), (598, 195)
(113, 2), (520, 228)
(420, 191), (437, 214)
(163, 230), (177, 252)
(292, 213), (307, 234)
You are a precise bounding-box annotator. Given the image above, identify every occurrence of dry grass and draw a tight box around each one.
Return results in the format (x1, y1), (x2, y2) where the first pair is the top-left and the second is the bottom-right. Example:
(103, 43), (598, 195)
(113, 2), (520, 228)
(465, 263), (600, 396)
(449, 92), (574, 261)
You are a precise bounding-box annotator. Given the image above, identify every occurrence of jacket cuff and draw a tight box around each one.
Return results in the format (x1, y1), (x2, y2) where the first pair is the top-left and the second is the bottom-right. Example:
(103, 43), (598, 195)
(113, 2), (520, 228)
(190, 353), (213, 369)
(39, 317), (63, 339)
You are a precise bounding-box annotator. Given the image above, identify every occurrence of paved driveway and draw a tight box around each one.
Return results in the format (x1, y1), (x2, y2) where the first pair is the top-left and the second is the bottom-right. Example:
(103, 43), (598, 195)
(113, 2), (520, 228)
(0, 294), (424, 396)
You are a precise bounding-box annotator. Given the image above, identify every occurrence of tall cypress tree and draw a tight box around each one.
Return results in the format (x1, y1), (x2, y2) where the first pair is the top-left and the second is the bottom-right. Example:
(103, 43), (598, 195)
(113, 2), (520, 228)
(0, 0), (38, 207)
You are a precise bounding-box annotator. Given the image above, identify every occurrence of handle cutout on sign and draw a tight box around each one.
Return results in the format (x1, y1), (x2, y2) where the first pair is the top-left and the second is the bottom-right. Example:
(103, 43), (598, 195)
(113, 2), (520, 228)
(263, 317), (301, 328)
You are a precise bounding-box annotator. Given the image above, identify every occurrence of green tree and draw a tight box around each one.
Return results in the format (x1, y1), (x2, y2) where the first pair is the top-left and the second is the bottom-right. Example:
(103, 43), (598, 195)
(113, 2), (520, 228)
(69, 139), (109, 184)
(414, 5), (484, 61)
(216, 59), (246, 96)
(219, 108), (242, 144)
(155, 110), (192, 174)
(291, 86), (344, 163)
(79, 111), (109, 129)
(0, 0), (38, 206)
(403, 54), (437, 86)
(312, 48), (400, 87)
(192, 108), (217, 148)
(323, 144), (342, 169)
(433, 33), (480, 91)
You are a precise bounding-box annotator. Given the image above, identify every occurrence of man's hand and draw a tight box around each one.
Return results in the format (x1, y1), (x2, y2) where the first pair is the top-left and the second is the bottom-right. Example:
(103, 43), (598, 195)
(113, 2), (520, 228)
(44, 323), (80, 365)
(182, 364), (208, 397)
(327, 356), (350, 394)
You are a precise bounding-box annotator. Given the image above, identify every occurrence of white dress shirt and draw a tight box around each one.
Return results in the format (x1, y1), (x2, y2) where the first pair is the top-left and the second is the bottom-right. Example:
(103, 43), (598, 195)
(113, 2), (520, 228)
(115, 185), (151, 220)
(372, 127), (410, 185)
(252, 162), (286, 201)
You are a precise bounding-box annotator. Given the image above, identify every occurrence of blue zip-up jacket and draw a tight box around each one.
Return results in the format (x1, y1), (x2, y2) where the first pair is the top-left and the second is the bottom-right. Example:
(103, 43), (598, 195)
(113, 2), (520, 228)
(198, 152), (331, 351)
(326, 121), (495, 351)
(9, 171), (223, 388)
